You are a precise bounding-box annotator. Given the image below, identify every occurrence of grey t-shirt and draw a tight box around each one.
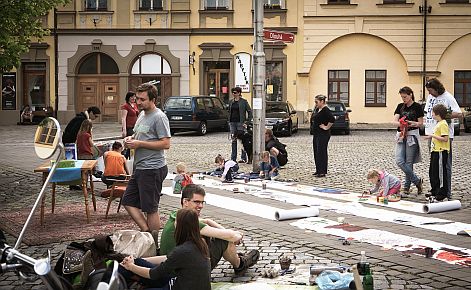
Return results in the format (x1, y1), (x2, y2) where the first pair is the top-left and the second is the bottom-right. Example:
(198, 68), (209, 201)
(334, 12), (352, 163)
(133, 108), (171, 170)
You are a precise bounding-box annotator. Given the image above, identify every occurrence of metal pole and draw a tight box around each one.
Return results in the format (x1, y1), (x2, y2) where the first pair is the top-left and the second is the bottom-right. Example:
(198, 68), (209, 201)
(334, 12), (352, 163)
(252, 0), (266, 171)
(421, 0), (428, 102)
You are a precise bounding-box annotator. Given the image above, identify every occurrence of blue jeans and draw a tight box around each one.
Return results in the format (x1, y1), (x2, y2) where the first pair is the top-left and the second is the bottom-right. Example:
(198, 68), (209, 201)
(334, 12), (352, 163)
(118, 258), (171, 289)
(229, 122), (246, 161)
(395, 137), (420, 190)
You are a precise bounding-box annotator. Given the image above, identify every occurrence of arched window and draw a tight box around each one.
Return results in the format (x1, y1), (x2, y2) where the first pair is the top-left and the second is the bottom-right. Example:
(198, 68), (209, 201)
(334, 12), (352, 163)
(131, 53), (172, 75)
(78, 53), (119, 74)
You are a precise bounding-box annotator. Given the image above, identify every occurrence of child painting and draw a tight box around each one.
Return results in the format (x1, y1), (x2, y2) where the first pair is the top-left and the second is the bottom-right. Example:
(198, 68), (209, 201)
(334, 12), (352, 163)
(365, 169), (401, 198)
(259, 151), (279, 180)
(215, 154), (239, 183)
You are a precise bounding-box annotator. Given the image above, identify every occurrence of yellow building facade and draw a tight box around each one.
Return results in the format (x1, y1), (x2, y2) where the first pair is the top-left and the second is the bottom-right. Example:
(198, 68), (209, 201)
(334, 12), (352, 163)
(1, 0), (470, 125)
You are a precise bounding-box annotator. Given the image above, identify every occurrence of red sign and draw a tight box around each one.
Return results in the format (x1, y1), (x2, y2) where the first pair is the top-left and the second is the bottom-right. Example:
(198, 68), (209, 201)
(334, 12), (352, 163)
(263, 29), (295, 43)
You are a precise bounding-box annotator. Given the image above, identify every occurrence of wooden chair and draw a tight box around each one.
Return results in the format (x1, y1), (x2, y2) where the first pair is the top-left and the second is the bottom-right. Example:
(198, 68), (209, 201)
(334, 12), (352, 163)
(103, 175), (130, 218)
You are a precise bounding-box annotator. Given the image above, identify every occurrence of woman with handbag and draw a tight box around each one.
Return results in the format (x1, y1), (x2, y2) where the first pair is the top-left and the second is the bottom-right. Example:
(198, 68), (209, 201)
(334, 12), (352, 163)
(120, 208), (211, 290)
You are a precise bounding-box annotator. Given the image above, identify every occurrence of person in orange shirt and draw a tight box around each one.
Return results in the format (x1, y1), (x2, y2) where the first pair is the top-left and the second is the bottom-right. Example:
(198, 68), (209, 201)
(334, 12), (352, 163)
(102, 141), (129, 187)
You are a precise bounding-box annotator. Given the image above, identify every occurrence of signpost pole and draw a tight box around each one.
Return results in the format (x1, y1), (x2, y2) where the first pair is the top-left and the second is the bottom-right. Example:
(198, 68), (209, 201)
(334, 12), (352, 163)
(252, 0), (266, 171)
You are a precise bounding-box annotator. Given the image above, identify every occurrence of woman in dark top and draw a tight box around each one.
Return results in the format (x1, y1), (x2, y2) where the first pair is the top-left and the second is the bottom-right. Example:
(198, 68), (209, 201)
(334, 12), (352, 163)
(120, 208), (211, 290)
(393, 86), (424, 195)
(310, 94), (335, 177)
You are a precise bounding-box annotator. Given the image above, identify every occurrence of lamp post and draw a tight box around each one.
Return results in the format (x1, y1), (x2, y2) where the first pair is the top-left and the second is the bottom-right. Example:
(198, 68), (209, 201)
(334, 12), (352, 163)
(252, 0), (266, 171)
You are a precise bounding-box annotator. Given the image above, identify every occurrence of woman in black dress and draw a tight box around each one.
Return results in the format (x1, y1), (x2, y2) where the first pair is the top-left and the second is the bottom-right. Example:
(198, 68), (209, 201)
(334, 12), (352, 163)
(310, 95), (335, 177)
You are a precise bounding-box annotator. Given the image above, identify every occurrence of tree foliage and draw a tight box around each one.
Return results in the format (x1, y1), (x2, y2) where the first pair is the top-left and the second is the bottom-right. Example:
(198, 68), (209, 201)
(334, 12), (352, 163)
(0, 0), (70, 73)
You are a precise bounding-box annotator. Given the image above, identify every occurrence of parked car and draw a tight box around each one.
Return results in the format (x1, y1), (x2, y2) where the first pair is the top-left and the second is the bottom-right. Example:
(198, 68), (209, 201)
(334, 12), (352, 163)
(464, 107), (471, 133)
(309, 101), (351, 135)
(265, 101), (299, 136)
(418, 103), (461, 136)
(163, 96), (228, 135)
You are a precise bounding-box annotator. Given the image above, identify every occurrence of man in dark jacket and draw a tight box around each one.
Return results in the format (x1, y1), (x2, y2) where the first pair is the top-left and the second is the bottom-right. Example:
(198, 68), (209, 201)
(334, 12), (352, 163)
(62, 106), (101, 144)
(228, 87), (252, 162)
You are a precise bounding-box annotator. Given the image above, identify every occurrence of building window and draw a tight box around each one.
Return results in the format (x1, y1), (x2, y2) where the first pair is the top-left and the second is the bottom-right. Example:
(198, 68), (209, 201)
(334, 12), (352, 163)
(85, 0), (107, 11)
(454, 71), (471, 106)
(139, 0), (163, 10)
(328, 70), (349, 106)
(327, 0), (350, 4)
(266, 62), (283, 101)
(131, 54), (172, 75)
(264, 0), (283, 9)
(365, 70), (386, 107)
(383, 0), (406, 3)
(78, 53), (119, 74)
(204, 0), (229, 10)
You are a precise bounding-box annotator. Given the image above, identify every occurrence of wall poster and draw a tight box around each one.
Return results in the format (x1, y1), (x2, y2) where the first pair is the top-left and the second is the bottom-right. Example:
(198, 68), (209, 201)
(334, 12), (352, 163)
(2, 73), (17, 110)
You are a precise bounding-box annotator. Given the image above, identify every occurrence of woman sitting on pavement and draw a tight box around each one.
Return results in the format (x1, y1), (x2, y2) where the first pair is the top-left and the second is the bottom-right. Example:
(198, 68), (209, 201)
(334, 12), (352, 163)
(120, 208), (211, 290)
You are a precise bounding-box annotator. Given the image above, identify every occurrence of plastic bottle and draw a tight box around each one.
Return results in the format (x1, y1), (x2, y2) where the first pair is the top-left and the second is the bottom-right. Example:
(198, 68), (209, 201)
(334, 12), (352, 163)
(357, 251), (369, 275)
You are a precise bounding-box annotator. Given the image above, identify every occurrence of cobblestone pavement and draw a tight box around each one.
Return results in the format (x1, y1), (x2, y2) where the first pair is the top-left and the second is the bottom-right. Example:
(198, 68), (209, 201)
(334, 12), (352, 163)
(0, 124), (470, 289)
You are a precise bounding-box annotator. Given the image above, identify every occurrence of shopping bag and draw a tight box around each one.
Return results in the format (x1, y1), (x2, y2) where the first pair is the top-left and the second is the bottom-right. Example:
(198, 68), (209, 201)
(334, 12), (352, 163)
(111, 230), (156, 258)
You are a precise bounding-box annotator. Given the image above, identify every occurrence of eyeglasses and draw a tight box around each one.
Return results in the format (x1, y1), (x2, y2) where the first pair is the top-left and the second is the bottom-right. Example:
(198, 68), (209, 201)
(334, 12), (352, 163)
(232, 91), (239, 94)
(188, 199), (206, 206)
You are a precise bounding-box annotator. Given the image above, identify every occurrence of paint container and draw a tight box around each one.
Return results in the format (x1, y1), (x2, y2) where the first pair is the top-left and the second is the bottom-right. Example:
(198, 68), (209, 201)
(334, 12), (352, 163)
(425, 247), (433, 258)
(383, 197), (388, 205)
(337, 217), (345, 224)
(262, 181), (267, 190)
(376, 196), (380, 203)
(244, 177), (249, 183)
(378, 197), (384, 203)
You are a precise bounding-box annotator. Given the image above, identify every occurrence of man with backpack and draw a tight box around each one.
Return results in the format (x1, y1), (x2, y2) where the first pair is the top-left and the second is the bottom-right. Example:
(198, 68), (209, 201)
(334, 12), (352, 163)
(265, 128), (288, 166)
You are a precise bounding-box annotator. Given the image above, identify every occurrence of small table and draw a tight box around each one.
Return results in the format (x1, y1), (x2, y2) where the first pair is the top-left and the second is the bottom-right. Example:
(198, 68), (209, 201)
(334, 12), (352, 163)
(34, 160), (97, 225)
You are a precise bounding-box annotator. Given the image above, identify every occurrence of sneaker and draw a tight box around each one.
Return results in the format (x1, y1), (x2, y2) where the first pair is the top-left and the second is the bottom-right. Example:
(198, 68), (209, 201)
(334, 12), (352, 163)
(416, 178), (424, 195)
(234, 249), (260, 276)
(79, 250), (94, 287)
(238, 160), (247, 164)
(401, 188), (410, 195)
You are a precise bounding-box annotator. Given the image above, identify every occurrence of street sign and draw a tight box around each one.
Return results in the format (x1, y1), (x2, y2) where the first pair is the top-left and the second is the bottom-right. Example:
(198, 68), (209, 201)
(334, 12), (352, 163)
(263, 29), (295, 43)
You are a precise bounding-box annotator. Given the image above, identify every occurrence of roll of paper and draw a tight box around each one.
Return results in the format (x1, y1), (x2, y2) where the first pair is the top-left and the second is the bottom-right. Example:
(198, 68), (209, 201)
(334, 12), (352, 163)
(423, 200), (461, 214)
(275, 207), (319, 221)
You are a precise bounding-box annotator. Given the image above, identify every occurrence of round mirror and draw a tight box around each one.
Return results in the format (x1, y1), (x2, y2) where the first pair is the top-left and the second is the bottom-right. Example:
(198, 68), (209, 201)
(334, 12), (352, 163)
(34, 117), (61, 159)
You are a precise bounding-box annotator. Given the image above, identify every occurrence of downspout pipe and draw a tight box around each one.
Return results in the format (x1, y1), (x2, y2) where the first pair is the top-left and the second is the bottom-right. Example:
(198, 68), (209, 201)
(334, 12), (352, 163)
(421, 0), (428, 102)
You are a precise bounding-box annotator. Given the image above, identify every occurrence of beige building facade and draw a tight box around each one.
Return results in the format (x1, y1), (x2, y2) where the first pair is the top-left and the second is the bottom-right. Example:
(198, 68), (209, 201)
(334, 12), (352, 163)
(1, 0), (470, 125)
(300, 0), (471, 123)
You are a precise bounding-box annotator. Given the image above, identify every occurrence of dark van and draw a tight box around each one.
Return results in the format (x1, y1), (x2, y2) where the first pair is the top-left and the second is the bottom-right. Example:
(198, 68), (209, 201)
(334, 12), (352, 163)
(163, 96), (229, 135)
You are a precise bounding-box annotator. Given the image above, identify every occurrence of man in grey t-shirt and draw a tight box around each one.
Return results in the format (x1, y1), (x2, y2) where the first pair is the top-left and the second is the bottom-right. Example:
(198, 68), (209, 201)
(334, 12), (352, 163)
(123, 83), (171, 240)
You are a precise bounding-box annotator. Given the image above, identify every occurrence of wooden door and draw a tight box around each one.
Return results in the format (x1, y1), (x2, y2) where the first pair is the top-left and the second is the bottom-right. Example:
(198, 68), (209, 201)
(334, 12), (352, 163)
(78, 78), (99, 119)
(77, 77), (119, 122)
(101, 79), (119, 122)
(206, 69), (230, 103)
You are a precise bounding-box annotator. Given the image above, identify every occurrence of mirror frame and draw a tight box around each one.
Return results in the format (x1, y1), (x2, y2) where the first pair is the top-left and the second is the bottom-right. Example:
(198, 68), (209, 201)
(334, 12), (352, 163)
(34, 117), (61, 160)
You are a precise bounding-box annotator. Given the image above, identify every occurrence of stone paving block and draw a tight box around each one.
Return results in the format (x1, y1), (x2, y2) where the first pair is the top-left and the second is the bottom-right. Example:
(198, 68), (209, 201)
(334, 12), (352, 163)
(448, 279), (471, 287)
(413, 278), (434, 285)
(417, 272), (436, 278)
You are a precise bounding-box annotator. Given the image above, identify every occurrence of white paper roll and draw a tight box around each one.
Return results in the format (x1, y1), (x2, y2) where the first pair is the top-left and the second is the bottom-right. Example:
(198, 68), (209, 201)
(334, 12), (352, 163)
(275, 207), (319, 221)
(423, 200), (461, 214)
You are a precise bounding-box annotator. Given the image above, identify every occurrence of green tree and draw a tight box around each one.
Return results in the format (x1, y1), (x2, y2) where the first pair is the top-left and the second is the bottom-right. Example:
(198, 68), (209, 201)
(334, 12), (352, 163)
(0, 0), (70, 73)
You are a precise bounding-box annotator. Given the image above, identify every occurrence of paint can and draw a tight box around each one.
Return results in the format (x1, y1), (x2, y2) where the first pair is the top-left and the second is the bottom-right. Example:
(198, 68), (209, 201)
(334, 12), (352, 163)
(378, 197), (384, 203)
(262, 181), (267, 190)
(244, 177), (249, 183)
(383, 197), (388, 205)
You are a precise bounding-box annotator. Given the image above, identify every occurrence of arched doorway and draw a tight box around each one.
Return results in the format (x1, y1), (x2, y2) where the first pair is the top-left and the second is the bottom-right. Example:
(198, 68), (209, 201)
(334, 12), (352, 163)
(77, 52), (120, 122)
(129, 53), (172, 109)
